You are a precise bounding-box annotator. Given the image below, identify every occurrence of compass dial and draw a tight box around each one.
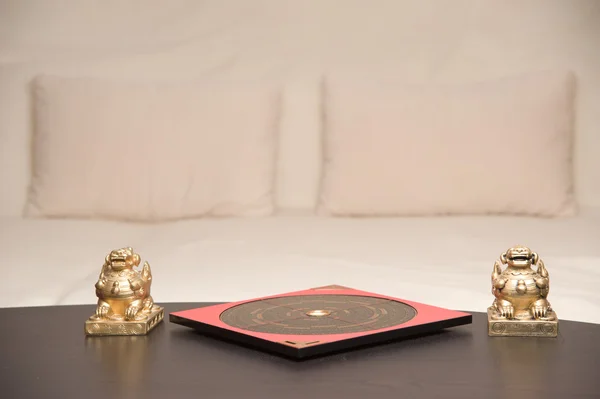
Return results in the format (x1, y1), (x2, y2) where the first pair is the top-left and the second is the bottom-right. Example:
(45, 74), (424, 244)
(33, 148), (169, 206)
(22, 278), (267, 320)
(219, 295), (417, 335)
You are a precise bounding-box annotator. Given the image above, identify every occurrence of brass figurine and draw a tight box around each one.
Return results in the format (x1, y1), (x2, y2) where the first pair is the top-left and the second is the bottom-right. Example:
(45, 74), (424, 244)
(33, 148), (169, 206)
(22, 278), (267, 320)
(488, 245), (558, 337)
(85, 247), (164, 336)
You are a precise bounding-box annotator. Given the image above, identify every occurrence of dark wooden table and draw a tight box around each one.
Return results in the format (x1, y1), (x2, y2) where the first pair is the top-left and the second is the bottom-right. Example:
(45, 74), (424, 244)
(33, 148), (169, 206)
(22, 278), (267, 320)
(1, 303), (599, 399)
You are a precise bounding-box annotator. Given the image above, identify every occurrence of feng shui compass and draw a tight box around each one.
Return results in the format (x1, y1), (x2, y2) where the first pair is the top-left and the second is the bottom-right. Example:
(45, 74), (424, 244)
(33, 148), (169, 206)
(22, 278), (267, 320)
(169, 285), (472, 359)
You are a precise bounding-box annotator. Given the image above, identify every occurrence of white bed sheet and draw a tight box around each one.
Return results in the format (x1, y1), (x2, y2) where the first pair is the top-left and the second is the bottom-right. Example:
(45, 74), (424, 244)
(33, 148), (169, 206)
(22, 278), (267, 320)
(1, 211), (599, 324)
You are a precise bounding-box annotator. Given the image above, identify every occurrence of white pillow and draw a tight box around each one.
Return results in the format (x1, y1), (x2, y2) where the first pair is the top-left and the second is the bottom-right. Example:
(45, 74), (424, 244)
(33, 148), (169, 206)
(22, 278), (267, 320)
(26, 75), (281, 221)
(319, 71), (577, 217)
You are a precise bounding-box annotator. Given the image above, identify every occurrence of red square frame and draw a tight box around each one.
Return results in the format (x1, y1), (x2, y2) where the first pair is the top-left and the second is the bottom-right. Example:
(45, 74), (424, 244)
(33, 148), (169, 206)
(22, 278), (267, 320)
(169, 285), (472, 359)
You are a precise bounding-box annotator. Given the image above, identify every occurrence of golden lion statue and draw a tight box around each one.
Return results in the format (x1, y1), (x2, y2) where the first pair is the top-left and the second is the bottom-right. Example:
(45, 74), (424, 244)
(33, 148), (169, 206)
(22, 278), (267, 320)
(90, 247), (157, 321)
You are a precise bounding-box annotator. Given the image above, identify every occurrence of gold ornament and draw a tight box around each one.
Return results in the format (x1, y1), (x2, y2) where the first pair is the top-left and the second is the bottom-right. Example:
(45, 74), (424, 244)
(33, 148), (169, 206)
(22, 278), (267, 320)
(85, 247), (164, 336)
(488, 245), (558, 337)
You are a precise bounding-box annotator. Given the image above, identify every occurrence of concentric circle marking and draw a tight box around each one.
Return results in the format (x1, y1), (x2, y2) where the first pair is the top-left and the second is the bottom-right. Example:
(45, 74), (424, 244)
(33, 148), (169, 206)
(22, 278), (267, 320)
(219, 295), (417, 335)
